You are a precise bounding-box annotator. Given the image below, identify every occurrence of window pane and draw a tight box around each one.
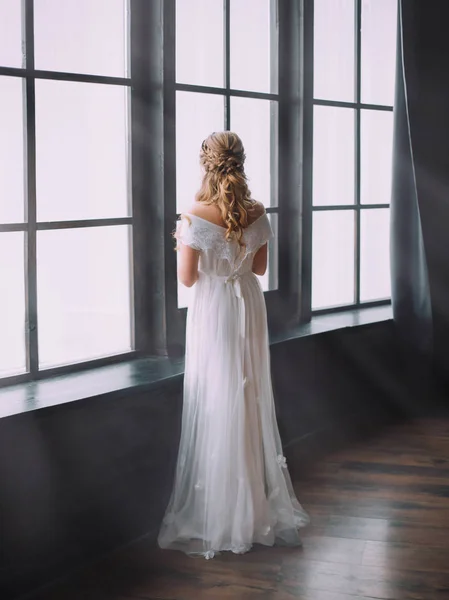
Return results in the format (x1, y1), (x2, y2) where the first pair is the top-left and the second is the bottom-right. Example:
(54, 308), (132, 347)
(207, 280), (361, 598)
(259, 212), (278, 292)
(361, 0), (397, 106)
(34, 0), (129, 77)
(35, 80), (129, 222)
(360, 208), (391, 302)
(177, 272), (190, 311)
(0, 1), (23, 68)
(230, 0), (277, 94)
(231, 97), (278, 207)
(176, 92), (224, 214)
(176, 0), (224, 88)
(314, 0), (355, 102)
(0, 77), (25, 223)
(312, 211), (355, 309)
(37, 226), (132, 369)
(0, 233), (26, 377)
(361, 110), (393, 205)
(313, 106), (355, 206)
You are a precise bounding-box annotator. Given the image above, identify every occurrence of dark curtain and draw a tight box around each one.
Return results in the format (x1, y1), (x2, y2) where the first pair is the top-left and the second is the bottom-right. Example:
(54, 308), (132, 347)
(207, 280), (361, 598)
(390, 0), (433, 356)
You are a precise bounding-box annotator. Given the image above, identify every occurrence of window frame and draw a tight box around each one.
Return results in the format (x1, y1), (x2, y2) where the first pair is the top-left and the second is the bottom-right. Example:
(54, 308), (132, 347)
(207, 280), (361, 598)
(164, 0), (309, 350)
(307, 0), (394, 315)
(172, 0), (280, 322)
(0, 0), (137, 386)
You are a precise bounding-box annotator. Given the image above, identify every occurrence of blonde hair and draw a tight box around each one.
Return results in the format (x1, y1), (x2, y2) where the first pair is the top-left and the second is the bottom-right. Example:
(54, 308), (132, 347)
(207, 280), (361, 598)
(196, 131), (253, 245)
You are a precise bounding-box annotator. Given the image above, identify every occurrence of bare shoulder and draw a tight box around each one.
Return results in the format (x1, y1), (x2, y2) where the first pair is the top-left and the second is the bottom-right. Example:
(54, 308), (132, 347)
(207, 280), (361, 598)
(186, 202), (206, 217)
(187, 202), (224, 226)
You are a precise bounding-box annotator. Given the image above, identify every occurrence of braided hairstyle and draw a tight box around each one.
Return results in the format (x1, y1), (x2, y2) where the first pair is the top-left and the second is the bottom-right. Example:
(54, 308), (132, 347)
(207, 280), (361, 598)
(196, 131), (253, 245)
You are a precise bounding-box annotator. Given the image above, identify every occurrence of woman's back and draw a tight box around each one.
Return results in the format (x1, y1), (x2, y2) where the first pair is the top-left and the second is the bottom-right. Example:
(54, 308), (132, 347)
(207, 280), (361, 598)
(188, 200), (266, 229)
(177, 201), (272, 279)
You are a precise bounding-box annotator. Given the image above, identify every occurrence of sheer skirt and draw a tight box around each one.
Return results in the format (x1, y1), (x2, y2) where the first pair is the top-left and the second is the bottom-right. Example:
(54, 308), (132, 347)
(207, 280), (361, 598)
(158, 271), (309, 558)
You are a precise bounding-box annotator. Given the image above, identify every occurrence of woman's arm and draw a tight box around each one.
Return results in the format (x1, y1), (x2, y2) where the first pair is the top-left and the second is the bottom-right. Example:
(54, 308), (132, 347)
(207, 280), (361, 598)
(178, 243), (200, 287)
(252, 243), (268, 276)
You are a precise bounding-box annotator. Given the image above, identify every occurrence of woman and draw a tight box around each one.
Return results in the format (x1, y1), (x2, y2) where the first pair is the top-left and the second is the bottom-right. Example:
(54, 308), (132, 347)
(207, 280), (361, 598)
(158, 131), (309, 559)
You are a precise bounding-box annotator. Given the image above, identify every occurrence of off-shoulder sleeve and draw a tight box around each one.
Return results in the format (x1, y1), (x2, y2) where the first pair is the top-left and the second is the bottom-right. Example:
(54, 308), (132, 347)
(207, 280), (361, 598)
(244, 212), (274, 254)
(255, 212), (274, 248)
(175, 215), (202, 251)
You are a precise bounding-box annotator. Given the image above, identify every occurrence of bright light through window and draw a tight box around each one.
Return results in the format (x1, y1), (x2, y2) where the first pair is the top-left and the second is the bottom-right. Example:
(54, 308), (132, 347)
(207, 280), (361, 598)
(0, 1), (133, 379)
(312, 0), (397, 310)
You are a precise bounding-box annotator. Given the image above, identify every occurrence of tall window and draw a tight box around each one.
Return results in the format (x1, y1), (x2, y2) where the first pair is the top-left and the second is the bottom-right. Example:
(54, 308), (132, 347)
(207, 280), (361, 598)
(0, 0), (399, 384)
(311, 0), (397, 311)
(0, 0), (133, 380)
(175, 0), (279, 308)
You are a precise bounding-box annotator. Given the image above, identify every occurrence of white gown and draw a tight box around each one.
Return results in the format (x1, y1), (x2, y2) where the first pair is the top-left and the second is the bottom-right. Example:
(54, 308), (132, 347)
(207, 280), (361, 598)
(158, 211), (309, 558)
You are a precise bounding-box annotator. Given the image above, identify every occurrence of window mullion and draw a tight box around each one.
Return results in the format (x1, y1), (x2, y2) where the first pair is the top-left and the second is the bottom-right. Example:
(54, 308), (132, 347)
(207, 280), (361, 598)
(162, 0), (182, 355)
(299, 0), (314, 323)
(355, 0), (362, 306)
(24, 0), (39, 376)
(224, 0), (231, 129)
(130, 0), (172, 355)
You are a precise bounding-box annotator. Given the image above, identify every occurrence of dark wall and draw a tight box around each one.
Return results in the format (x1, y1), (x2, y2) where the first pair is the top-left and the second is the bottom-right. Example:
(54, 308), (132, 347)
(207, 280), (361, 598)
(403, 1), (449, 379)
(0, 321), (417, 600)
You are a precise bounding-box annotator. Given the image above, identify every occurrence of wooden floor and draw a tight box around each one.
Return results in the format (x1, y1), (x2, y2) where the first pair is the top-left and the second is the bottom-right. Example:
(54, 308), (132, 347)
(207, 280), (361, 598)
(32, 419), (449, 600)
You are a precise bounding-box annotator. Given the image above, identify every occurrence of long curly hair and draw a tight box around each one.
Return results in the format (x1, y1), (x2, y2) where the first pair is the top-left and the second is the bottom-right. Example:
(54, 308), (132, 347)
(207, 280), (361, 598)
(196, 131), (253, 245)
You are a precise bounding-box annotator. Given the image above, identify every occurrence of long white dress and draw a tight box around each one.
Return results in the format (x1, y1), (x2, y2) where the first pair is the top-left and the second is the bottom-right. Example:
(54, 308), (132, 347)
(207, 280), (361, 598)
(158, 211), (309, 558)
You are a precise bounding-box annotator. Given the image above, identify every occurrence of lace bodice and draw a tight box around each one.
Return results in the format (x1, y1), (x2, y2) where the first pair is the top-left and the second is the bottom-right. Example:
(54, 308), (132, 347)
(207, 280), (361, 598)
(176, 212), (274, 277)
